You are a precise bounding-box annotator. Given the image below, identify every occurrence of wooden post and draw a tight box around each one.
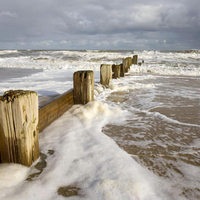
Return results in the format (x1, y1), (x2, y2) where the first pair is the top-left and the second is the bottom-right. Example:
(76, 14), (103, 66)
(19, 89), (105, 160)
(132, 55), (138, 65)
(0, 90), (39, 167)
(123, 58), (129, 73)
(120, 63), (125, 77)
(39, 90), (74, 132)
(123, 57), (132, 73)
(100, 64), (112, 87)
(73, 71), (94, 104)
(112, 64), (121, 79)
(127, 57), (132, 70)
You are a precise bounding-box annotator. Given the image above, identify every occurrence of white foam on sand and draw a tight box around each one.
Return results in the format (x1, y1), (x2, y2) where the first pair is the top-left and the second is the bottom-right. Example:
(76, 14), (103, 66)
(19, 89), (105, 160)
(149, 110), (200, 128)
(0, 101), (185, 200)
(0, 164), (29, 190)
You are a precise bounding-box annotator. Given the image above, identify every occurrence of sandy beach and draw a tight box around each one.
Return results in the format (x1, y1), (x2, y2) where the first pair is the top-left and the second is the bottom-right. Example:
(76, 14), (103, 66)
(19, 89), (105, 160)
(103, 75), (200, 199)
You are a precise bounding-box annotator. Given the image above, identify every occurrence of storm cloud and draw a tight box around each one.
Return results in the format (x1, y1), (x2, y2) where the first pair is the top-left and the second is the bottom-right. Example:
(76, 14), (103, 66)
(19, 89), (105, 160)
(0, 0), (200, 50)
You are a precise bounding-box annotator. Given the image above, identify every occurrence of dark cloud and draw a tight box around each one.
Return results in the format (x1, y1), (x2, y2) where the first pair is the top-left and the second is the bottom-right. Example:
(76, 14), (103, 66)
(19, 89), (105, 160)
(0, 0), (199, 50)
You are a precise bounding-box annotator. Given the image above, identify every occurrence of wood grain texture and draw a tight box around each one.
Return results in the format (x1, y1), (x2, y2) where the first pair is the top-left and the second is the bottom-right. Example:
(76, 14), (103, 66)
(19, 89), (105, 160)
(0, 90), (39, 166)
(123, 58), (129, 73)
(112, 64), (121, 79)
(73, 71), (94, 105)
(120, 63), (125, 77)
(127, 57), (132, 69)
(39, 89), (74, 132)
(132, 55), (138, 65)
(123, 57), (132, 73)
(100, 64), (112, 87)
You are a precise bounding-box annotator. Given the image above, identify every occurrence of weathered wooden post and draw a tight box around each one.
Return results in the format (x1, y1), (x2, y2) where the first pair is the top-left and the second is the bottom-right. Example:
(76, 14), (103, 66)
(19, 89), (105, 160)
(132, 55), (138, 65)
(73, 70), (94, 104)
(123, 57), (132, 73)
(127, 57), (132, 70)
(112, 64), (121, 79)
(120, 63), (125, 77)
(123, 58), (129, 73)
(100, 64), (112, 87)
(0, 90), (39, 167)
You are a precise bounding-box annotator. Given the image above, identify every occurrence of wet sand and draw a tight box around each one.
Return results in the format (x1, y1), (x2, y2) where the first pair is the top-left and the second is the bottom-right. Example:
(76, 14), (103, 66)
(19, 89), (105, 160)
(104, 75), (200, 199)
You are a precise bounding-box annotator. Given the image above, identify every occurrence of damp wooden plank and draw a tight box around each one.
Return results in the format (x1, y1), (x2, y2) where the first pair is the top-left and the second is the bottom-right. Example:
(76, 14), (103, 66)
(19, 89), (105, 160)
(38, 89), (74, 132)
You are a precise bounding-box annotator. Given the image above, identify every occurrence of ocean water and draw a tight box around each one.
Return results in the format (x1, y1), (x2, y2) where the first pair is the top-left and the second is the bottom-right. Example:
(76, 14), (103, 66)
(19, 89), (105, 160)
(0, 49), (200, 200)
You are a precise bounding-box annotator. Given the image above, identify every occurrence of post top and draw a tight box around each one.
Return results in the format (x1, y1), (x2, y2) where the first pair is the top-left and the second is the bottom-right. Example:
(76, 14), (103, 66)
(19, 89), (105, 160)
(74, 70), (93, 74)
(0, 90), (37, 102)
(101, 64), (112, 67)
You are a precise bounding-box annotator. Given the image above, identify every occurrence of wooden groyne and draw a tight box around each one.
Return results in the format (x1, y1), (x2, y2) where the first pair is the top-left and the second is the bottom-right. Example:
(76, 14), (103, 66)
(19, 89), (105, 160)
(0, 54), (139, 166)
(0, 90), (39, 166)
(73, 71), (94, 104)
(39, 89), (74, 132)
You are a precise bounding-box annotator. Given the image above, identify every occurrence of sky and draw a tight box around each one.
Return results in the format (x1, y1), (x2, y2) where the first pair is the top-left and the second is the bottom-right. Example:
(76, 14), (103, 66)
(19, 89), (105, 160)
(0, 0), (200, 50)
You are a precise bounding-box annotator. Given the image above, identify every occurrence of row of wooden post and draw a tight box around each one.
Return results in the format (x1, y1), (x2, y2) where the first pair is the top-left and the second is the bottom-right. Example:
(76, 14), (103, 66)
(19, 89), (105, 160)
(0, 55), (138, 166)
(100, 55), (138, 86)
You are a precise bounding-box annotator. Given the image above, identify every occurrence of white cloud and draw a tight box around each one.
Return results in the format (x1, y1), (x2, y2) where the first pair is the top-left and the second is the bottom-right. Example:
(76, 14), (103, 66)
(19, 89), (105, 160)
(131, 5), (162, 25)
(163, 4), (190, 28)
(32, 41), (54, 47)
(0, 11), (17, 18)
(60, 40), (69, 45)
(18, 42), (26, 46)
(0, 0), (200, 50)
